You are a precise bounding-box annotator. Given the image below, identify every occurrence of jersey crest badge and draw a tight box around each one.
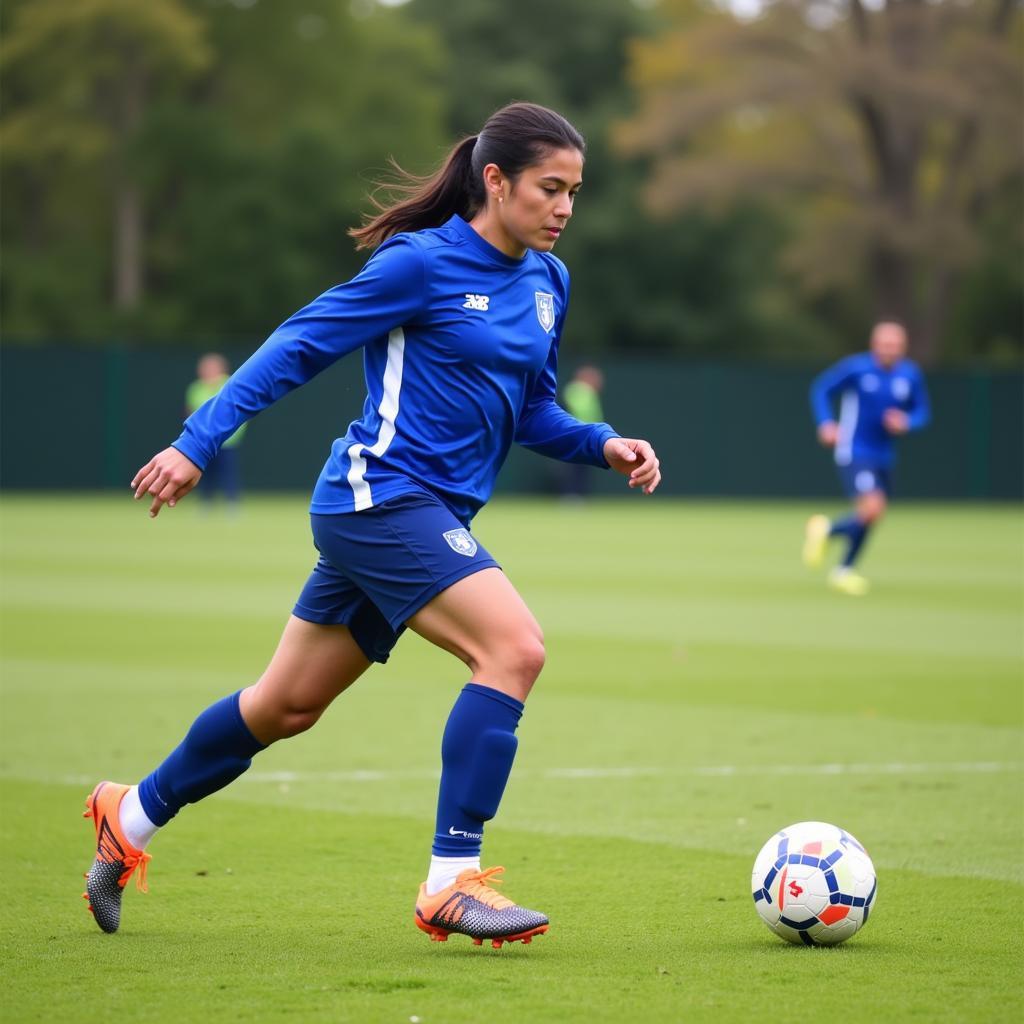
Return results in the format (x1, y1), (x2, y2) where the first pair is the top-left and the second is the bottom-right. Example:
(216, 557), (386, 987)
(535, 291), (555, 332)
(443, 529), (478, 557)
(891, 377), (910, 401)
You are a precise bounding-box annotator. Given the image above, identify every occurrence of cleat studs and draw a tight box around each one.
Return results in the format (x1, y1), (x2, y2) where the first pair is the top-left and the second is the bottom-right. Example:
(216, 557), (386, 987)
(522, 937), (532, 944)
(473, 938), (482, 946)
(491, 939), (503, 949)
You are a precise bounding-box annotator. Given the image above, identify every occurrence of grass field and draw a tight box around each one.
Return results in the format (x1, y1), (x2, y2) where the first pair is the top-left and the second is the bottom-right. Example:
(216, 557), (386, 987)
(1, 494), (1022, 1023)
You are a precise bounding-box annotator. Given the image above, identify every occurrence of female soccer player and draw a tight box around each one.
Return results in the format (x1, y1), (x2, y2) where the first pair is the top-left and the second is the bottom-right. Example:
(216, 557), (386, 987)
(82, 103), (661, 948)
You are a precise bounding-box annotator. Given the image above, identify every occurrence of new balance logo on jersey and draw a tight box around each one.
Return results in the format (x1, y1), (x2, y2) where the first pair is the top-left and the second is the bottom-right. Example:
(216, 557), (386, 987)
(463, 294), (490, 311)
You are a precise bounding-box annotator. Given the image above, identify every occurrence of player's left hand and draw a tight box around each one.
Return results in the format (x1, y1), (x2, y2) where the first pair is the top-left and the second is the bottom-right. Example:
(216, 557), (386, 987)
(883, 408), (909, 434)
(604, 437), (661, 495)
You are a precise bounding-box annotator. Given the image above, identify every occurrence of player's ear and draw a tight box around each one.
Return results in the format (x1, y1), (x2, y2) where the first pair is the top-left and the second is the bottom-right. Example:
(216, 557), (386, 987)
(482, 163), (504, 204)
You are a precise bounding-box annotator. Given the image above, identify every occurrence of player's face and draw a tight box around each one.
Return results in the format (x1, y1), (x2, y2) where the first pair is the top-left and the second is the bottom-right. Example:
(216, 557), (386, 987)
(498, 147), (583, 256)
(870, 323), (907, 367)
(199, 355), (228, 380)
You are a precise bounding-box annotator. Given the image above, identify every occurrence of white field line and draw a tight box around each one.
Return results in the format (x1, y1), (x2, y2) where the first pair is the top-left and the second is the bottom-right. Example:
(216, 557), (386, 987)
(17, 760), (1023, 789)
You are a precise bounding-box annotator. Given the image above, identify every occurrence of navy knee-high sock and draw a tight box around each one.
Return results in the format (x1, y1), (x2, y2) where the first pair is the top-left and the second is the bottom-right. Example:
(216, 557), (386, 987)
(830, 515), (870, 568)
(842, 522), (870, 567)
(432, 683), (524, 857)
(138, 691), (266, 827)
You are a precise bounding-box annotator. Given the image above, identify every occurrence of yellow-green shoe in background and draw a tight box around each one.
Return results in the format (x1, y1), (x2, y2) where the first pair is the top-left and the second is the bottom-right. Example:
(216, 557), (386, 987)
(802, 514), (831, 569)
(828, 567), (869, 596)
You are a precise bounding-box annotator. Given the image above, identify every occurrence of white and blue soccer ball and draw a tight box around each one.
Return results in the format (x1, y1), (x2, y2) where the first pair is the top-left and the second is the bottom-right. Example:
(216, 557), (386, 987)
(751, 821), (877, 946)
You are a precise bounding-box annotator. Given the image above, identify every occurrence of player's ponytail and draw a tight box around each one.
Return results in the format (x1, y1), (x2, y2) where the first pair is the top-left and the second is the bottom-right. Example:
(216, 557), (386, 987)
(349, 102), (585, 250)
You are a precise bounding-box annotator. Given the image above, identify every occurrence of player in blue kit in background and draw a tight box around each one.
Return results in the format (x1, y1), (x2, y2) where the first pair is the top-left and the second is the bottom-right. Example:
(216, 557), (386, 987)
(803, 320), (930, 595)
(81, 103), (661, 947)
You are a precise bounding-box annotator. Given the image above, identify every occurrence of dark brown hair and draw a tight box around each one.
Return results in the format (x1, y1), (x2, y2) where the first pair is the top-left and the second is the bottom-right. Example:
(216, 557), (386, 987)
(349, 102), (585, 250)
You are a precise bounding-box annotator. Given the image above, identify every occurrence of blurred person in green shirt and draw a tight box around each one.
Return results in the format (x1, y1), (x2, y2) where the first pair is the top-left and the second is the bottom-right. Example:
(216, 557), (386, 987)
(186, 354), (246, 508)
(561, 365), (604, 498)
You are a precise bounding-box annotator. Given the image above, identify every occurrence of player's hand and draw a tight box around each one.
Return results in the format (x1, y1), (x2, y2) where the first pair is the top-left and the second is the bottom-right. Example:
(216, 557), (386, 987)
(817, 421), (839, 447)
(883, 408), (909, 434)
(131, 447), (202, 518)
(604, 437), (661, 495)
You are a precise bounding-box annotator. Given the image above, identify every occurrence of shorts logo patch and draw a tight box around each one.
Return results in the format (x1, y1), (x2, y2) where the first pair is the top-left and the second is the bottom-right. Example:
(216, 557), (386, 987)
(535, 291), (555, 332)
(855, 470), (876, 493)
(443, 528), (478, 557)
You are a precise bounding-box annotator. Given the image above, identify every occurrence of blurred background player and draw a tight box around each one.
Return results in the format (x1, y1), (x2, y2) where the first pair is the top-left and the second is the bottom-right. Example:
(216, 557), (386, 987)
(185, 354), (247, 510)
(560, 365), (604, 498)
(804, 320), (931, 595)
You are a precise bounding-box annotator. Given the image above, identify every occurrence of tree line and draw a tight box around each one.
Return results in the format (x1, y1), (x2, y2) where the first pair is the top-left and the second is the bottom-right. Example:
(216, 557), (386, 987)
(2, 0), (1020, 365)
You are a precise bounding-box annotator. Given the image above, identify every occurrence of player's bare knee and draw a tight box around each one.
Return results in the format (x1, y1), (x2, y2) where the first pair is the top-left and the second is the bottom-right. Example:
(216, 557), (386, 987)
(242, 682), (328, 741)
(473, 633), (545, 697)
(503, 634), (546, 691)
(256, 698), (327, 740)
(275, 705), (324, 738)
(523, 634), (547, 680)
(865, 499), (886, 523)
(857, 493), (884, 524)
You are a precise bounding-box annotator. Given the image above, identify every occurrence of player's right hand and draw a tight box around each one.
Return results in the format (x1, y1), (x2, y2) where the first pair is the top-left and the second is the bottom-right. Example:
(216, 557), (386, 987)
(883, 408), (909, 434)
(132, 447), (202, 518)
(817, 421), (838, 447)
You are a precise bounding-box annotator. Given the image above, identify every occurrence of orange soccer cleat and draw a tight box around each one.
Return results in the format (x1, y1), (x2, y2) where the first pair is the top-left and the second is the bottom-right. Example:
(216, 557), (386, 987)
(415, 866), (548, 948)
(82, 782), (151, 934)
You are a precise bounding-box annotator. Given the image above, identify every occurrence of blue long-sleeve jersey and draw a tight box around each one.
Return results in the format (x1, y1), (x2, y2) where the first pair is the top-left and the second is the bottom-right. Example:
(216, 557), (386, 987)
(173, 215), (618, 524)
(810, 352), (930, 468)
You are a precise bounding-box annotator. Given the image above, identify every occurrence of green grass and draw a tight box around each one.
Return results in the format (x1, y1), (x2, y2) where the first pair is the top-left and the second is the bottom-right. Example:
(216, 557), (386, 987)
(2, 495), (1022, 1023)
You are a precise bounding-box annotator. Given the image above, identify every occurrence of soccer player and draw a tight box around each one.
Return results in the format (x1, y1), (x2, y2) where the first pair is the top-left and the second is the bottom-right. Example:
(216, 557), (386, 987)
(82, 103), (661, 947)
(561, 364), (605, 498)
(803, 320), (930, 595)
(185, 353), (246, 508)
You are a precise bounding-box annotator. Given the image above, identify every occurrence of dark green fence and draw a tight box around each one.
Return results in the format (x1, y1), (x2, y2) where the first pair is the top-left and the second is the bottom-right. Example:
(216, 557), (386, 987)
(2, 346), (1020, 499)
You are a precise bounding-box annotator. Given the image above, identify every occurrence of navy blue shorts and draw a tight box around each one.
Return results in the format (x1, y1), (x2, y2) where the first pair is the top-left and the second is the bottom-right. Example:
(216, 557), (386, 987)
(838, 462), (892, 499)
(292, 490), (499, 664)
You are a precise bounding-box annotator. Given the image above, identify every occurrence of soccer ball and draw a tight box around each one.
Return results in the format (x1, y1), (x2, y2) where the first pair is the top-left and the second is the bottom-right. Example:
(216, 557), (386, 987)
(751, 821), (877, 946)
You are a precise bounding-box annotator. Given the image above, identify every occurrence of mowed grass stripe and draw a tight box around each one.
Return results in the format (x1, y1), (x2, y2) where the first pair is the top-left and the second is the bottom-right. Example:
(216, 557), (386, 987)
(6, 763), (1021, 883)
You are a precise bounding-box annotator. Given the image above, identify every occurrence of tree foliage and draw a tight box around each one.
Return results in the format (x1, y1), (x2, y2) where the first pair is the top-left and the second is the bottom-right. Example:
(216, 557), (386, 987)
(1, 0), (445, 341)
(2, 0), (210, 331)
(1, 0), (1019, 363)
(406, 0), (832, 359)
(618, 0), (1024, 364)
